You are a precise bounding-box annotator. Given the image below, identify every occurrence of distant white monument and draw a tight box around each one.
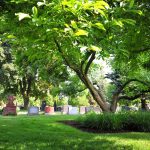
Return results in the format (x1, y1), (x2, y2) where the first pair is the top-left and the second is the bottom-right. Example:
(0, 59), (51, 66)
(79, 106), (86, 114)
(28, 106), (39, 115)
(68, 106), (79, 115)
(61, 105), (69, 114)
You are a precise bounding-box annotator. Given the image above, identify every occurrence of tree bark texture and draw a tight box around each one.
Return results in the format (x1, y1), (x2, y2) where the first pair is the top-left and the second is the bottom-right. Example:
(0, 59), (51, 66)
(141, 98), (150, 111)
(77, 72), (111, 112)
(23, 95), (29, 110)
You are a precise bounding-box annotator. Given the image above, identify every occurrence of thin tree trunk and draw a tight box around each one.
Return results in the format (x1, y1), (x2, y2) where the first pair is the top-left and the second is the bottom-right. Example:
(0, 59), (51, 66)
(23, 95), (29, 110)
(54, 101), (57, 111)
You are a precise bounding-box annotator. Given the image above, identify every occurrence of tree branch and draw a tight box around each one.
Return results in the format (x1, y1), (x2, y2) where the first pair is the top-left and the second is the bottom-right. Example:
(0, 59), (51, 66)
(117, 79), (149, 94)
(54, 38), (77, 71)
(80, 51), (92, 73)
(85, 51), (96, 74)
(118, 89), (150, 101)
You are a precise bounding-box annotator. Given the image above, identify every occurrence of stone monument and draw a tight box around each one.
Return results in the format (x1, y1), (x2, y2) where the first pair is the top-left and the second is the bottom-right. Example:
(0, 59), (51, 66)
(85, 106), (94, 113)
(28, 106), (39, 115)
(61, 105), (69, 114)
(2, 95), (17, 116)
(68, 106), (79, 115)
(45, 106), (55, 115)
(79, 106), (86, 114)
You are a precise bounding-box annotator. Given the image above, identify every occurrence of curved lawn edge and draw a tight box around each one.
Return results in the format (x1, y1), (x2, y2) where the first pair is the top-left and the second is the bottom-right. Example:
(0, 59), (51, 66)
(59, 120), (150, 134)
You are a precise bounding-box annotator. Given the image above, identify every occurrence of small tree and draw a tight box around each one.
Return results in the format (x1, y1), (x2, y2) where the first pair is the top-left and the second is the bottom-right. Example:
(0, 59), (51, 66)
(14, 0), (144, 112)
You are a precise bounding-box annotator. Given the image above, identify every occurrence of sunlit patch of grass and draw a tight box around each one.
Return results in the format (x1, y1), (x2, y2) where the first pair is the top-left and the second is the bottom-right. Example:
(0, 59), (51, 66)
(0, 115), (150, 150)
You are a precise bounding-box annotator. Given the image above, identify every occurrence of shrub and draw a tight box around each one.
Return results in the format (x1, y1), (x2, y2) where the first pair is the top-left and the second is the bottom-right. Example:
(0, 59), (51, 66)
(77, 112), (150, 132)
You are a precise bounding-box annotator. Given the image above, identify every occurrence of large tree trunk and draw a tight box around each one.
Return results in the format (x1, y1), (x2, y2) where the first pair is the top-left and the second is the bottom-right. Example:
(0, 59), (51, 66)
(110, 94), (119, 113)
(77, 73), (110, 112)
(23, 95), (29, 110)
(54, 39), (111, 112)
(141, 98), (149, 111)
(19, 76), (32, 110)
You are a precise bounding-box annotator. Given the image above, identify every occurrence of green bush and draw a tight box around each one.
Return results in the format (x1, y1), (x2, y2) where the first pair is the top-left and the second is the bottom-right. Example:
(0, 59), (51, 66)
(77, 112), (150, 132)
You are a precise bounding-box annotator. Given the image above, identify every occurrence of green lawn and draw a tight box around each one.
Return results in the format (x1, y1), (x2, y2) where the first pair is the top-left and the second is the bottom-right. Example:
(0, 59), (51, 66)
(0, 115), (150, 150)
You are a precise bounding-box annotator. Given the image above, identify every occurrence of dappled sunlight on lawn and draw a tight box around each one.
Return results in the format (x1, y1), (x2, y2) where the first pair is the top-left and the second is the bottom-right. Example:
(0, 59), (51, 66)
(0, 115), (149, 150)
(93, 132), (150, 150)
(0, 137), (134, 150)
(108, 132), (150, 141)
(94, 132), (150, 141)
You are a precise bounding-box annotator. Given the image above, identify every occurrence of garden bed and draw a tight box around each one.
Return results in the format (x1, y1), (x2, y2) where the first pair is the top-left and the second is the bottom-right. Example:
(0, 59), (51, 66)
(59, 120), (135, 134)
(60, 112), (150, 133)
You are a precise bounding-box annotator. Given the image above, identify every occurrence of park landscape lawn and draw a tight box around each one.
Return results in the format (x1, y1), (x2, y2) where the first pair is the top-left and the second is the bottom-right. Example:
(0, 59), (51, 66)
(0, 115), (150, 150)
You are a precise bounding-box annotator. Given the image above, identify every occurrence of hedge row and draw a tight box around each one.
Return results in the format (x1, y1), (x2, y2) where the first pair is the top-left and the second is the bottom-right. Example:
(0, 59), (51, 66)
(77, 112), (150, 132)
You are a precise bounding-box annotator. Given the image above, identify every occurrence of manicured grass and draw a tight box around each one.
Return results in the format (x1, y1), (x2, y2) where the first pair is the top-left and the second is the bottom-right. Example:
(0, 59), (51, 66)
(0, 115), (150, 150)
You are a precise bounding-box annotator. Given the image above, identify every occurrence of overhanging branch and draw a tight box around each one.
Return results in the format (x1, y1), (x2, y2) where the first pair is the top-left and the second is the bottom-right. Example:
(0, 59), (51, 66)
(118, 79), (149, 94)
(85, 51), (96, 74)
(54, 38), (77, 71)
(118, 89), (150, 101)
(80, 51), (92, 73)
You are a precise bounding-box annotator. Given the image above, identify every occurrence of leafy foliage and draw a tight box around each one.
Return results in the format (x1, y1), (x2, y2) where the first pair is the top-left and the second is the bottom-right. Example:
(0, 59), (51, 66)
(0, 41), (18, 97)
(0, 0), (149, 112)
(78, 112), (150, 132)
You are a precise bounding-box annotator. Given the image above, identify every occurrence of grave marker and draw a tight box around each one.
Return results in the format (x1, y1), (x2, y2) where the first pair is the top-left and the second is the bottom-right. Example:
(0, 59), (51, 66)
(79, 106), (86, 114)
(85, 106), (94, 113)
(2, 95), (17, 116)
(68, 106), (79, 115)
(61, 105), (69, 114)
(28, 106), (39, 115)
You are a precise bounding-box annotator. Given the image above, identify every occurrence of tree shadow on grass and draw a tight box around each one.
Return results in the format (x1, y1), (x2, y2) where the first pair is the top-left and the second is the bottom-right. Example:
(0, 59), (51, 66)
(0, 118), (148, 150)
(60, 121), (150, 141)
(0, 122), (133, 150)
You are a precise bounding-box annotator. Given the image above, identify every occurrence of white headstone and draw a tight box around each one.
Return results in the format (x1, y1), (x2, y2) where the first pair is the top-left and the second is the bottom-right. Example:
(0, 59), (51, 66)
(85, 106), (94, 113)
(116, 106), (122, 112)
(61, 105), (69, 114)
(28, 106), (39, 115)
(79, 106), (86, 114)
(68, 106), (79, 115)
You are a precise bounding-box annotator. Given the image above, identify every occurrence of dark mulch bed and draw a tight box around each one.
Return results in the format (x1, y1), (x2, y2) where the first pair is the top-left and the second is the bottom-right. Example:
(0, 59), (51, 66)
(58, 120), (132, 134)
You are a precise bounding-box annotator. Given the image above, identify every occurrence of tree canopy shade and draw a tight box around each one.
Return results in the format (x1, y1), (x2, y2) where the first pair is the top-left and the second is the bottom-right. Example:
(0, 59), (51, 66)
(1, 0), (148, 112)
